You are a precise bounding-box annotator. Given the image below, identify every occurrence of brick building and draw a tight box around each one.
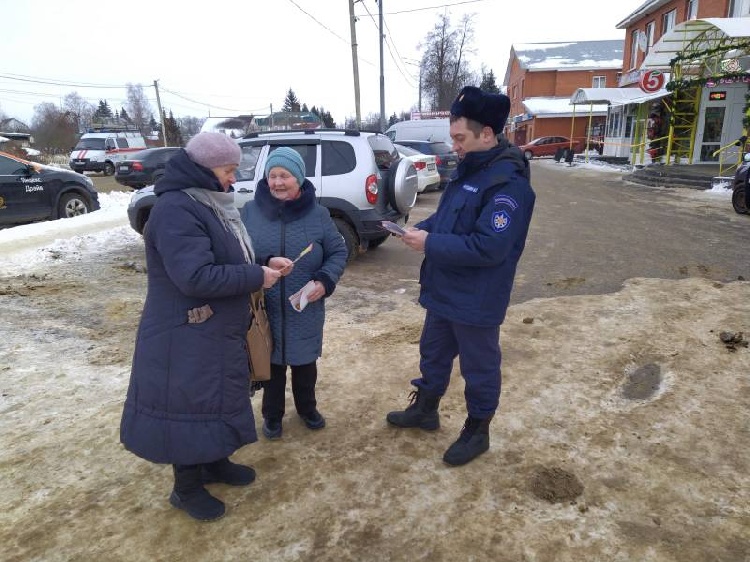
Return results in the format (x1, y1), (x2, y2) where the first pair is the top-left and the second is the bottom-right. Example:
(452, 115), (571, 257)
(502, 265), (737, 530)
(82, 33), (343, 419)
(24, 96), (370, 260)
(579, 0), (750, 166)
(503, 40), (623, 148)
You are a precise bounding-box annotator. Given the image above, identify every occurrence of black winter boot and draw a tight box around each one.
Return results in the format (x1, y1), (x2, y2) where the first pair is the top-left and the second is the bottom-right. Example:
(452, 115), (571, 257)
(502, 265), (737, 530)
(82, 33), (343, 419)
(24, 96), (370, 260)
(442, 415), (492, 466)
(386, 389), (441, 430)
(169, 464), (225, 521)
(201, 457), (256, 486)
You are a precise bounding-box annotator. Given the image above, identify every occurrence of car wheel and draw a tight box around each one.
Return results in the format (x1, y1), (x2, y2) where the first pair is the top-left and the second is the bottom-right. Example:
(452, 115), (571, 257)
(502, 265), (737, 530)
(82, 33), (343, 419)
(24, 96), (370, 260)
(367, 234), (390, 249)
(732, 186), (748, 214)
(333, 217), (359, 262)
(104, 162), (115, 176)
(58, 192), (92, 218)
(524, 150), (533, 160)
(387, 158), (419, 215)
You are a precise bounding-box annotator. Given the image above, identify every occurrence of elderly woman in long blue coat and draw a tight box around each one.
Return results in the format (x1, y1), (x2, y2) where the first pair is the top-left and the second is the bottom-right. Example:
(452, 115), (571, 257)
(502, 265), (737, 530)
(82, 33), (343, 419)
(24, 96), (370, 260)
(120, 133), (291, 522)
(241, 147), (347, 441)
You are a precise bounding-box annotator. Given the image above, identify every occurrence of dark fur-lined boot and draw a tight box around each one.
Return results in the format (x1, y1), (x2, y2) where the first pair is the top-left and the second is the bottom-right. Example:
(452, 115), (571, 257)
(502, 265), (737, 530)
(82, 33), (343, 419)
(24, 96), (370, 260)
(443, 415), (493, 466)
(386, 389), (441, 430)
(169, 464), (225, 521)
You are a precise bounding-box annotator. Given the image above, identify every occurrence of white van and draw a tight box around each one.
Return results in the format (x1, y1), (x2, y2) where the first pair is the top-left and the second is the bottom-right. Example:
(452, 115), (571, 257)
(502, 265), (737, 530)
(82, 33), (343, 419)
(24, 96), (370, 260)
(385, 118), (452, 145)
(69, 129), (147, 175)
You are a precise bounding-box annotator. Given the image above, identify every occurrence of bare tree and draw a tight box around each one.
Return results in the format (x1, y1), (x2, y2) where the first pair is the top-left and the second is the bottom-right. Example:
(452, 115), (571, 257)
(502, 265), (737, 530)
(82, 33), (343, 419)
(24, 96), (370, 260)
(125, 83), (152, 135)
(420, 13), (477, 110)
(31, 102), (78, 153)
(62, 92), (95, 133)
(177, 116), (205, 140)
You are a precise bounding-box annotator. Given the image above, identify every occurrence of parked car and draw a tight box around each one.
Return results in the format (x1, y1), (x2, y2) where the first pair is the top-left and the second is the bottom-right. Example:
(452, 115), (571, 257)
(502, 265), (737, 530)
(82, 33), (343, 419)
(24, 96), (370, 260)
(385, 118), (452, 145)
(69, 129), (147, 175)
(0, 151), (100, 227)
(394, 143), (441, 193)
(115, 147), (181, 189)
(393, 140), (459, 188)
(732, 152), (749, 214)
(127, 130), (418, 261)
(519, 136), (583, 160)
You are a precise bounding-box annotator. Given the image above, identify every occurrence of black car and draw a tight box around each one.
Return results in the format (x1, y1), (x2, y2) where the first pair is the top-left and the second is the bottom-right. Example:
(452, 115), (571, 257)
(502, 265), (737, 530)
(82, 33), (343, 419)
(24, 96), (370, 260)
(393, 140), (459, 187)
(0, 151), (100, 227)
(732, 153), (750, 214)
(115, 147), (181, 189)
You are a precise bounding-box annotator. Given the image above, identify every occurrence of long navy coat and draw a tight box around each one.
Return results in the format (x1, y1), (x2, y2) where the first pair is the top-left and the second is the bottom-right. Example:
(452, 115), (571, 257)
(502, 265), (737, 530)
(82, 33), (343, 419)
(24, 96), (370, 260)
(240, 179), (347, 366)
(120, 150), (265, 465)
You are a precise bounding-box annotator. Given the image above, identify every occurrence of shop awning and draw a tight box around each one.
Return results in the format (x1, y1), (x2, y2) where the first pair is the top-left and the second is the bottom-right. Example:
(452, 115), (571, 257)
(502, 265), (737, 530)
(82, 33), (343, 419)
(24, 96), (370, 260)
(642, 17), (750, 70)
(522, 97), (608, 118)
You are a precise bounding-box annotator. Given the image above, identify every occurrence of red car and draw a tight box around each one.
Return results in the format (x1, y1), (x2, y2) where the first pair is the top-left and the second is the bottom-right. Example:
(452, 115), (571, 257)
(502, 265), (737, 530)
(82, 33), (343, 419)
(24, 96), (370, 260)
(519, 136), (582, 159)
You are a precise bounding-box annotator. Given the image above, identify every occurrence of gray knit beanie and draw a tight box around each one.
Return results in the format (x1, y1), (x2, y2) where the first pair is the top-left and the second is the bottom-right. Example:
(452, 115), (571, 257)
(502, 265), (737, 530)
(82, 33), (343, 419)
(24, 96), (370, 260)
(265, 146), (306, 185)
(185, 132), (241, 169)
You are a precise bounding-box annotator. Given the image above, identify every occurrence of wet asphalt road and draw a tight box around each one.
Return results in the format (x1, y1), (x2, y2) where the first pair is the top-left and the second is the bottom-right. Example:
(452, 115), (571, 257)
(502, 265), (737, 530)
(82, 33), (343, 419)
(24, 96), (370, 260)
(343, 159), (749, 304)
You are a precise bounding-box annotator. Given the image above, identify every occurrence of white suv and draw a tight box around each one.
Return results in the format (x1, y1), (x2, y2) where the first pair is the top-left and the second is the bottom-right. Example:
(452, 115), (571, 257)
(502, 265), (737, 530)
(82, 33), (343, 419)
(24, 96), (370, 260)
(127, 129), (418, 261)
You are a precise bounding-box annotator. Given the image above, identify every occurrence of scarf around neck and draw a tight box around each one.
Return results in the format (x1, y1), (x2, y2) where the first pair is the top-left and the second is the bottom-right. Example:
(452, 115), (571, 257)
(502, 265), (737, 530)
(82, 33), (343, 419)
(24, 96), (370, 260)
(182, 187), (256, 264)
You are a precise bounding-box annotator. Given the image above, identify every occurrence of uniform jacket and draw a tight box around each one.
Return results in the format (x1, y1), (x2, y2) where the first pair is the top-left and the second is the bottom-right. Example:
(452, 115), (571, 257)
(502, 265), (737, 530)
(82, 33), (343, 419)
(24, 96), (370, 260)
(120, 149), (265, 465)
(416, 140), (535, 326)
(241, 178), (347, 366)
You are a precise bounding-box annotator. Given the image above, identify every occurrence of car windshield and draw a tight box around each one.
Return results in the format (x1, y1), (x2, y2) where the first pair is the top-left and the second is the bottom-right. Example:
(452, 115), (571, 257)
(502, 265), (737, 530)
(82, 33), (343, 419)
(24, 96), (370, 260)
(395, 145), (420, 157)
(74, 138), (106, 150)
(425, 142), (453, 155)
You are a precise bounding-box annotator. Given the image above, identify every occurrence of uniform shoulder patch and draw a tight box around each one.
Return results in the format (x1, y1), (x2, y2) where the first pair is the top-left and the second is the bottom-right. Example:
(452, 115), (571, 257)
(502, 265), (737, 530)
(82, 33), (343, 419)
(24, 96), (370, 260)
(492, 210), (511, 232)
(493, 194), (518, 210)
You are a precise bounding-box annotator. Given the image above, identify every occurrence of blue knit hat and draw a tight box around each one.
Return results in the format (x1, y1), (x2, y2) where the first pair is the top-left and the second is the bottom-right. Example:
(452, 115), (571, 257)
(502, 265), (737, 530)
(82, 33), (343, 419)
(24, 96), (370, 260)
(265, 147), (306, 185)
(185, 132), (241, 169)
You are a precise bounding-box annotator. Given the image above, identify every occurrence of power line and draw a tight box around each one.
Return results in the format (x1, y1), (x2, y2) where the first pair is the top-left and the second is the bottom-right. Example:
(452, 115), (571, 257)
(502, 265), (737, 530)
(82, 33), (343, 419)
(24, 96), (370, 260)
(387, 0), (486, 15)
(0, 73), (129, 89)
(358, 2), (417, 89)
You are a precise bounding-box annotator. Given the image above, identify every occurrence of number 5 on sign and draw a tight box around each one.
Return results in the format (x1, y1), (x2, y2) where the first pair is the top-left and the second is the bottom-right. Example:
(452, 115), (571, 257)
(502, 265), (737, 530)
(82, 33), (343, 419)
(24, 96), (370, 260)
(640, 70), (665, 93)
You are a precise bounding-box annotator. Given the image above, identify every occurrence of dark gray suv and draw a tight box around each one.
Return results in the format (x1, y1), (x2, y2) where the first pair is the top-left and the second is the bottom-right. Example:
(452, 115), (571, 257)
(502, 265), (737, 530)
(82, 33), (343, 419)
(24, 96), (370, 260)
(128, 129), (418, 261)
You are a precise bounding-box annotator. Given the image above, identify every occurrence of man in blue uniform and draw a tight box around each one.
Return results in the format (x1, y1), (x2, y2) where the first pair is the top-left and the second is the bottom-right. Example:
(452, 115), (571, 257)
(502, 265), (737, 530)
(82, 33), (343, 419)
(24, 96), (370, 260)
(387, 86), (536, 466)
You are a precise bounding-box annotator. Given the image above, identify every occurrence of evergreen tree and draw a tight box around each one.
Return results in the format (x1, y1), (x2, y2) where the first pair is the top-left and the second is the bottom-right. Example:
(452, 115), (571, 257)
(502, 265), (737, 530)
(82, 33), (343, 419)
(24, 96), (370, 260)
(92, 100), (113, 123)
(120, 107), (133, 123)
(164, 110), (183, 146)
(479, 69), (500, 94)
(282, 88), (301, 112)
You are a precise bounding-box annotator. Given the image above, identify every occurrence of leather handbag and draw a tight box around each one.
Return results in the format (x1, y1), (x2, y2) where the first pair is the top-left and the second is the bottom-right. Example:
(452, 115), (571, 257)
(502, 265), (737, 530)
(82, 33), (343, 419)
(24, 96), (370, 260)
(247, 290), (272, 382)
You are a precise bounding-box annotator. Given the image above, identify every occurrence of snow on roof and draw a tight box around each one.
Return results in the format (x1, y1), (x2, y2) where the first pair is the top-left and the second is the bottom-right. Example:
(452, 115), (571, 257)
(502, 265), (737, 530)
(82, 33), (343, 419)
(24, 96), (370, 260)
(570, 87), (670, 106)
(522, 97), (608, 117)
(513, 40), (624, 71)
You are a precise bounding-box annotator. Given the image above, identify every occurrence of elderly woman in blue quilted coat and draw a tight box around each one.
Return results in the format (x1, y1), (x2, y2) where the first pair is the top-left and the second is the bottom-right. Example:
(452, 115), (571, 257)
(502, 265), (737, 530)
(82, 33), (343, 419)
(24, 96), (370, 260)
(241, 147), (347, 441)
(120, 132), (292, 522)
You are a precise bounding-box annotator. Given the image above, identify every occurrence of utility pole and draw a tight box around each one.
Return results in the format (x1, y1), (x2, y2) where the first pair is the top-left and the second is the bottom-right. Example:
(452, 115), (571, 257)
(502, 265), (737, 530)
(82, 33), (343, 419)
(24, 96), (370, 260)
(349, 0), (362, 129)
(153, 80), (167, 146)
(378, 0), (385, 132)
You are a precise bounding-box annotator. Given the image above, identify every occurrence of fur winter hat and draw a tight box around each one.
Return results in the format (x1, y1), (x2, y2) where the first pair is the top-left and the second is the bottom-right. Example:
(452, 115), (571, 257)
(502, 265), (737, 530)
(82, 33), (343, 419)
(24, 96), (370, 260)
(265, 146), (306, 186)
(450, 86), (511, 134)
(185, 132), (241, 169)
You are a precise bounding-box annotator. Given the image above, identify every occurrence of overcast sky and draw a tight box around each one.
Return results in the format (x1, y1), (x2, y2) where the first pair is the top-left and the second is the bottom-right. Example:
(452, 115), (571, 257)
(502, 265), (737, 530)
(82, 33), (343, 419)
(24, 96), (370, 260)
(0, 0), (646, 127)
